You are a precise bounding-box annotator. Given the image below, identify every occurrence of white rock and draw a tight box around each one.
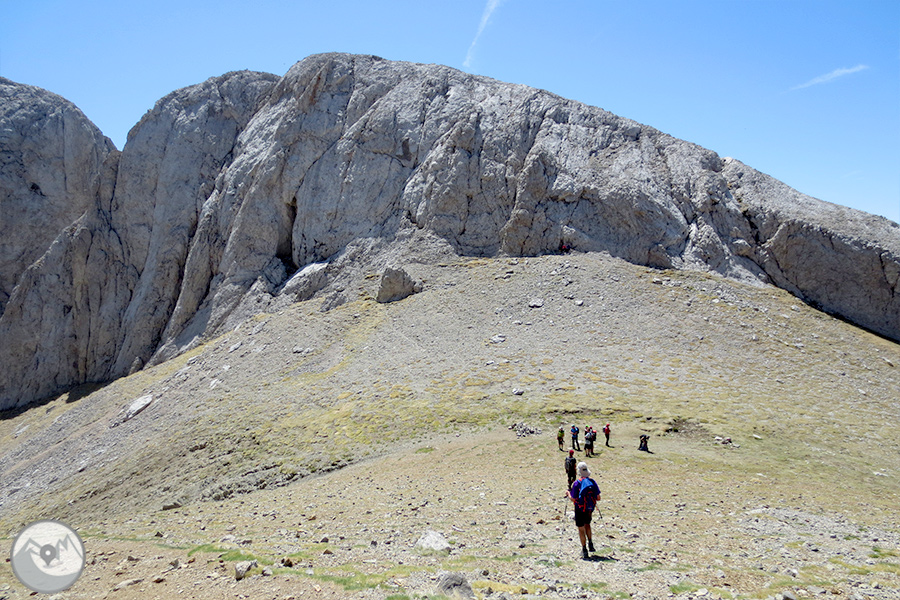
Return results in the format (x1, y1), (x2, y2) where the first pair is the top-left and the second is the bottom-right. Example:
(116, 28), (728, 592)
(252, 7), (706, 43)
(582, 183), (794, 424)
(415, 530), (451, 553)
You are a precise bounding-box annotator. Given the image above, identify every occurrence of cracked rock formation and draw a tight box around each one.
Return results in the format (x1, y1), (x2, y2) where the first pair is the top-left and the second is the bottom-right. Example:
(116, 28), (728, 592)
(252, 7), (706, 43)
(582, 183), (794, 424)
(0, 78), (115, 313)
(1, 53), (898, 410)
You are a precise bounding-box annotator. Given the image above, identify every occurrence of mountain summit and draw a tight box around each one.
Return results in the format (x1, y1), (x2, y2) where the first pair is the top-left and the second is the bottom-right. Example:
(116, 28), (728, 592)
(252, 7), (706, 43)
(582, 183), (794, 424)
(1, 53), (898, 410)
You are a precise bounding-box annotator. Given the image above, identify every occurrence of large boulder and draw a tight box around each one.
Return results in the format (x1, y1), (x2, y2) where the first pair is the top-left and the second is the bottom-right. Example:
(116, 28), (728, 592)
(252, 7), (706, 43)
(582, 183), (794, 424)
(376, 266), (422, 303)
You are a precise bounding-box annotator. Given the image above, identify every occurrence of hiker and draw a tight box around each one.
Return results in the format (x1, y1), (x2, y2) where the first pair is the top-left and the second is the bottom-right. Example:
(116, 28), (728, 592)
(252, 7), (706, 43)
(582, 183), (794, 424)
(570, 424), (580, 451)
(603, 423), (611, 447)
(568, 461), (600, 559)
(638, 434), (649, 452)
(564, 449), (577, 488)
(557, 426), (565, 451)
(584, 427), (595, 457)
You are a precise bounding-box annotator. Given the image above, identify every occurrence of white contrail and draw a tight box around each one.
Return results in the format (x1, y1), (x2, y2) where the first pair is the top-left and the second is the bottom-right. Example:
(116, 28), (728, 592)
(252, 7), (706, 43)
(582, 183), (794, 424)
(463, 0), (506, 69)
(792, 64), (870, 90)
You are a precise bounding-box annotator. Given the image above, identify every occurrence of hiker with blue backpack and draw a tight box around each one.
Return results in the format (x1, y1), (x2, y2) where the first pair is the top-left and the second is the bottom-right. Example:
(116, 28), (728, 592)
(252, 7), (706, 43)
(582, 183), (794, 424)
(568, 461), (600, 559)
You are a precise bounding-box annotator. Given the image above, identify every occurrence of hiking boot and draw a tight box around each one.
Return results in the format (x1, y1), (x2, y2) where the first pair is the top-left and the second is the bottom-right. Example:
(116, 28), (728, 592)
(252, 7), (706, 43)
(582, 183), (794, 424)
(588, 541), (595, 553)
(582, 547), (589, 560)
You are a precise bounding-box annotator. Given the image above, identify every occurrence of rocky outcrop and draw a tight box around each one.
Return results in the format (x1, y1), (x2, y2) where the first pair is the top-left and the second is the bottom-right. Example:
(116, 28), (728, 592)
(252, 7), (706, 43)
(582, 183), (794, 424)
(0, 78), (115, 315)
(0, 71), (279, 408)
(724, 158), (899, 340)
(1, 53), (898, 410)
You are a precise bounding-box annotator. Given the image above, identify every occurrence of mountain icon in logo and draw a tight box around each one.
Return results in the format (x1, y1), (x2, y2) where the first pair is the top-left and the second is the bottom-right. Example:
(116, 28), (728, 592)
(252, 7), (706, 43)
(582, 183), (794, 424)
(10, 520), (85, 593)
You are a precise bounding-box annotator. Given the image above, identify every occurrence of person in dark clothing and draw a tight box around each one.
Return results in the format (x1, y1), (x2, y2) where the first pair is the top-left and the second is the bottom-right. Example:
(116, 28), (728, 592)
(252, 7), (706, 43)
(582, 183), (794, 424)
(584, 427), (595, 457)
(570, 424), (580, 451)
(564, 449), (577, 488)
(638, 434), (650, 452)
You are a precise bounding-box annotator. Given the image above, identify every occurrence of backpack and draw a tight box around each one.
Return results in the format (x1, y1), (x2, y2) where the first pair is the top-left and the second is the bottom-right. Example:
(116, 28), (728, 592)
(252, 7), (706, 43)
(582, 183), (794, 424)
(577, 477), (599, 512)
(564, 456), (577, 475)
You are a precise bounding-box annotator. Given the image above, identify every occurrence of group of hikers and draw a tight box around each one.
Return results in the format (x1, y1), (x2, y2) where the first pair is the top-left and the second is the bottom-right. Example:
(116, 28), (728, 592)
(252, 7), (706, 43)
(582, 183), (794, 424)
(558, 422), (652, 559)
(558, 423), (610, 455)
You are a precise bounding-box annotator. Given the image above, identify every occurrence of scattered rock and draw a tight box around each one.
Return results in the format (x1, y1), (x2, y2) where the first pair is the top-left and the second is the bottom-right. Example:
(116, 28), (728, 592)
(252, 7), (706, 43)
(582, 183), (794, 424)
(509, 422), (541, 437)
(112, 578), (143, 591)
(234, 560), (257, 581)
(436, 573), (474, 599)
(110, 394), (154, 427)
(415, 530), (451, 554)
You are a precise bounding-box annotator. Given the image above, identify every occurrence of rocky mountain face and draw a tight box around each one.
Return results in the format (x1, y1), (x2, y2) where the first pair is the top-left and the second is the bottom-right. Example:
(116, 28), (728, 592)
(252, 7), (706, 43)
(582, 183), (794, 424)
(1, 53), (898, 411)
(0, 78), (115, 312)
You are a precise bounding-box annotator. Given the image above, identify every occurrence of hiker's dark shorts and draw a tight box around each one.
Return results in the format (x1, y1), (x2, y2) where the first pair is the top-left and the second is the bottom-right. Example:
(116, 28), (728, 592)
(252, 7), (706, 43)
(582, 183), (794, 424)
(574, 508), (592, 528)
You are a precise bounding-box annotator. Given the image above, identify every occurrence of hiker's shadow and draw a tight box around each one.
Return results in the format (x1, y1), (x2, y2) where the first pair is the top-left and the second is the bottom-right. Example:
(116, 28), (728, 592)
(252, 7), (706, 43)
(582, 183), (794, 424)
(586, 554), (616, 563)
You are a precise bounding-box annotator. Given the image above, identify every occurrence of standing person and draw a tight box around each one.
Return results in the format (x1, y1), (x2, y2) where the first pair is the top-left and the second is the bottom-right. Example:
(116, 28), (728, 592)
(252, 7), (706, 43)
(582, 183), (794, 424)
(564, 449), (577, 488)
(568, 461), (600, 559)
(570, 424), (580, 451)
(584, 427), (595, 457)
(557, 426), (565, 451)
(603, 423), (611, 447)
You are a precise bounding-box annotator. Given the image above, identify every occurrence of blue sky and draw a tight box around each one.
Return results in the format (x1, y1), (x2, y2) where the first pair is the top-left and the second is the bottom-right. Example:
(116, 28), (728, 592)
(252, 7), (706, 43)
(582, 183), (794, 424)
(2, 0), (898, 222)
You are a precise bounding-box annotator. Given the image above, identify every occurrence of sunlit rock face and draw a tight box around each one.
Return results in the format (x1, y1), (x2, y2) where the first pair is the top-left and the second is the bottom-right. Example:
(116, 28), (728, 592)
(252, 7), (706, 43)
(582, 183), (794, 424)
(1, 53), (897, 410)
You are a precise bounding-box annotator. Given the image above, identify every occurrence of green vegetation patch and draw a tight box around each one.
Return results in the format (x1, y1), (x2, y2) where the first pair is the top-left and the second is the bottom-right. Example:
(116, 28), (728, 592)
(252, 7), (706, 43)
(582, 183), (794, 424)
(186, 543), (270, 564)
(870, 546), (900, 559)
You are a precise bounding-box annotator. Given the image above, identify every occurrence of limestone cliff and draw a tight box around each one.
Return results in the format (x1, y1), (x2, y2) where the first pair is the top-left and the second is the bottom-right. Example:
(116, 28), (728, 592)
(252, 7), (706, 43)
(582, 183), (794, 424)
(0, 78), (115, 314)
(1, 53), (897, 410)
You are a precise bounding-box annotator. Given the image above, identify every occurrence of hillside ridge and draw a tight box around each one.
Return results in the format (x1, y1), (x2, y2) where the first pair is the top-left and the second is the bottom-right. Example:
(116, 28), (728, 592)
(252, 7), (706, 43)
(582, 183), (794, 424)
(1, 52), (898, 410)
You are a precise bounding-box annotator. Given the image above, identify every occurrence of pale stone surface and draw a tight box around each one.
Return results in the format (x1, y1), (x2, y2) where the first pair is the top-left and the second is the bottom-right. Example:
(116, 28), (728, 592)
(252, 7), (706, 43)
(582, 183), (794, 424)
(723, 157), (900, 342)
(376, 266), (422, 303)
(0, 71), (278, 409)
(0, 53), (897, 410)
(415, 530), (451, 553)
(0, 78), (115, 314)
